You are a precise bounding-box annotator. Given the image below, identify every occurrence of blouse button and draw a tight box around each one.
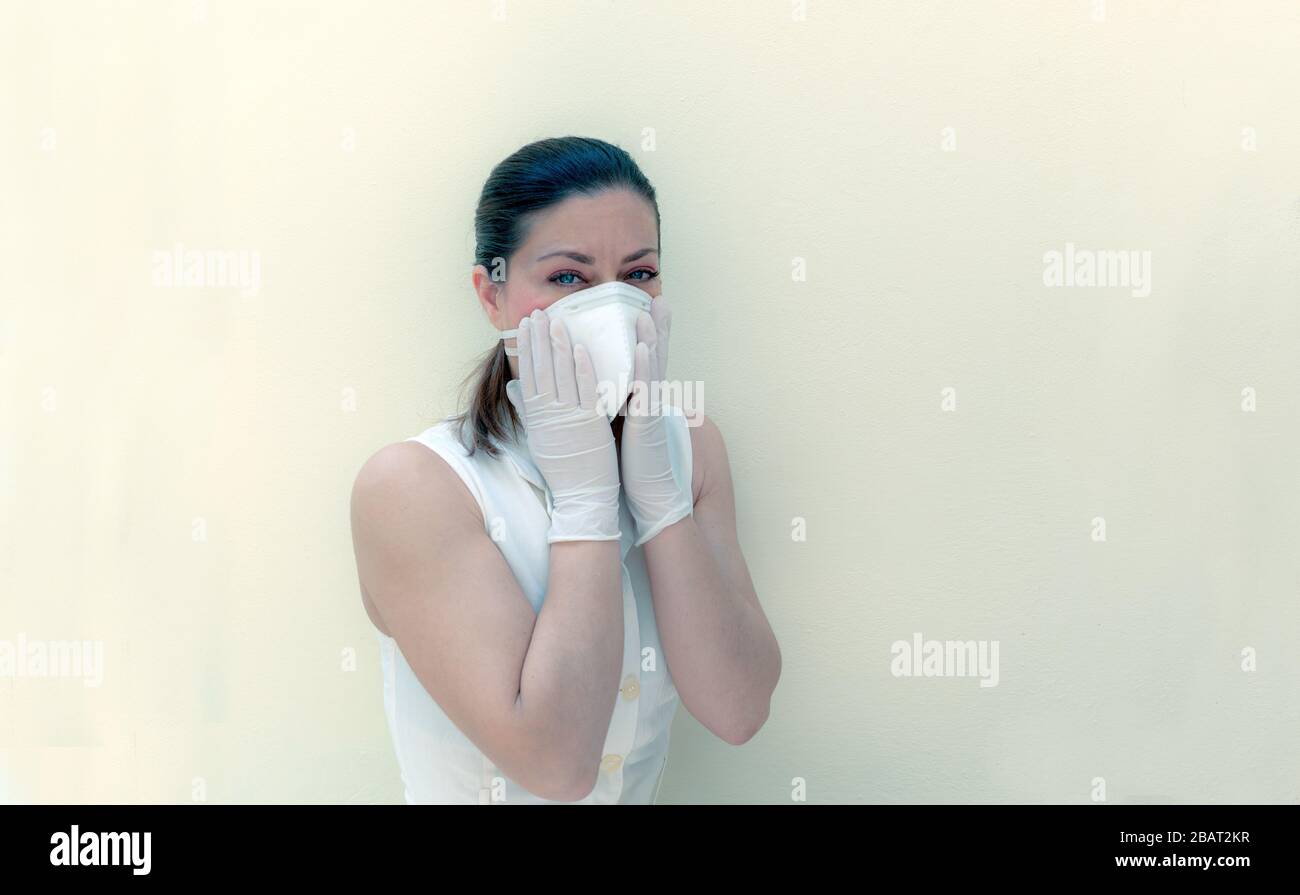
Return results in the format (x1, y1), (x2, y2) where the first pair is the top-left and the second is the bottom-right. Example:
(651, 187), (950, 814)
(600, 754), (624, 774)
(620, 675), (640, 701)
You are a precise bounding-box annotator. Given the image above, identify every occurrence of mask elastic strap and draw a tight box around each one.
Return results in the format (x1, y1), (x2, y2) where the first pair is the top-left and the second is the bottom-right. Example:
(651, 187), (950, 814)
(499, 329), (519, 357)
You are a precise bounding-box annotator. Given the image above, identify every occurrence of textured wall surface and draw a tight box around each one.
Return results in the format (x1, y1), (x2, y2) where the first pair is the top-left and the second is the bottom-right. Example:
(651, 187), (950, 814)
(2, 0), (1297, 803)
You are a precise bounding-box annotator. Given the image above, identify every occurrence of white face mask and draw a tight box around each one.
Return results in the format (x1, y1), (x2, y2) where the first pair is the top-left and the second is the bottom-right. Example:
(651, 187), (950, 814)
(500, 280), (652, 419)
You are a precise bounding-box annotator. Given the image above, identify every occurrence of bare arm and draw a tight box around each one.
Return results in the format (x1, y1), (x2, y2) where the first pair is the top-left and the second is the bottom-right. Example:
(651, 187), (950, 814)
(642, 412), (781, 744)
(350, 440), (623, 801)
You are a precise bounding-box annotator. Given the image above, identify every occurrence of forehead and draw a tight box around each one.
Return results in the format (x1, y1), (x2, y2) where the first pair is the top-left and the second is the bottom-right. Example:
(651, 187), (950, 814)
(518, 189), (657, 259)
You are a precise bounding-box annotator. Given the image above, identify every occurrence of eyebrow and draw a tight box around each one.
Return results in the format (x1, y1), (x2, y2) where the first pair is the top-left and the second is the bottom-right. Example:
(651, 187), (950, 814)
(535, 247), (658, 264)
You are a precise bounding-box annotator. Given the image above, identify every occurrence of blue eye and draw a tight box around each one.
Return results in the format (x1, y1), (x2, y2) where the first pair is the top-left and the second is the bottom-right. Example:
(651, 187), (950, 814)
(548, 269), (659, 286)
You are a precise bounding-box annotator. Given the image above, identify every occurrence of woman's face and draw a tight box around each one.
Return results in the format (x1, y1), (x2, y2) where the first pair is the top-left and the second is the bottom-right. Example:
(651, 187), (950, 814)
(475, 188), (661, 376)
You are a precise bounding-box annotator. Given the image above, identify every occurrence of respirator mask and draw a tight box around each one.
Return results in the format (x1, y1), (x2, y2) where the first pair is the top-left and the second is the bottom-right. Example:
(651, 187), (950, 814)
(500, 280), (652, 420)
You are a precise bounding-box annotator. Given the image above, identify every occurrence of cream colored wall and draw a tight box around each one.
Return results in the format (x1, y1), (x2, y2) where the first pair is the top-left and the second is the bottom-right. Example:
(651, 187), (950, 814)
(3, 0), (1297, 804)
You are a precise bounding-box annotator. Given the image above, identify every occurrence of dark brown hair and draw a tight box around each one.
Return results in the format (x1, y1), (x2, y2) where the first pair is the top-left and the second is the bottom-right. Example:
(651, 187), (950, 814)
(452, 136), (661, 457)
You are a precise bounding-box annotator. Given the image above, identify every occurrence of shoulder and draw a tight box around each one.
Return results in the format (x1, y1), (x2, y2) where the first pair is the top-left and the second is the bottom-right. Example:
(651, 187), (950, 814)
(352, 440), (438, 497)
(682, 409), (730, 506)
(350, 433), (484, 536)
(349, 434), (492, 639)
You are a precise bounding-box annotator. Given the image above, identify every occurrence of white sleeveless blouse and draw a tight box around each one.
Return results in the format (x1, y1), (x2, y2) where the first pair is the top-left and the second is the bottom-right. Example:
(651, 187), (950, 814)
(375, 401), (693, 804)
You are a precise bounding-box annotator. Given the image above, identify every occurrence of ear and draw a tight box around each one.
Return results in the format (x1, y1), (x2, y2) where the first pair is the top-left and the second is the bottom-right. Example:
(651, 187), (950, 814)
(472, 264), (506, 328)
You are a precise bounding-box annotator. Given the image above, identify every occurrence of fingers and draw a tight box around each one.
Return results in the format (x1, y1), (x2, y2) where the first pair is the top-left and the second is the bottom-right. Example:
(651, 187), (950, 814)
(529, 309), (555, 400)
(549, 316), (578, 406)
(628, 341), (651, 417)
(651, 296), (671, 381)
(573, 343), (597, 410)
(635, 310), (659, 382)
(517, 315), (536, 398)
(650, 293), (670, 329)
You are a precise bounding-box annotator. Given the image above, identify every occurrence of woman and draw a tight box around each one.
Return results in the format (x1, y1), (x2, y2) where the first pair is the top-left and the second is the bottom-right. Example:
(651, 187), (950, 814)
(350, 136), (781, 804)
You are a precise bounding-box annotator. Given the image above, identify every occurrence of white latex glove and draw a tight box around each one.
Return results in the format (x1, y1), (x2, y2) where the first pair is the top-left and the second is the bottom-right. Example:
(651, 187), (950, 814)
(619, 296), (693, 546)
(509, 308), (622, 543)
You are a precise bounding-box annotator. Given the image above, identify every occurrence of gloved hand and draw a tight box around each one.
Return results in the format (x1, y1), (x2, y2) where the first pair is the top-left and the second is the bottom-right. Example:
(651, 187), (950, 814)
(619, 297), (693, 546)
(509, 308), (622, 543)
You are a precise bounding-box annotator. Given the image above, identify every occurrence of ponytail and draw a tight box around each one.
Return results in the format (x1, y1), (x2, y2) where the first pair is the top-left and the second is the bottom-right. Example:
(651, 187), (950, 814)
(452, 342), (519, 458)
